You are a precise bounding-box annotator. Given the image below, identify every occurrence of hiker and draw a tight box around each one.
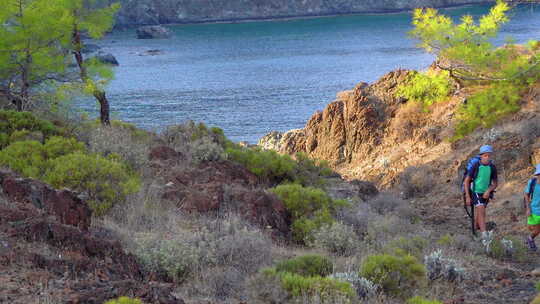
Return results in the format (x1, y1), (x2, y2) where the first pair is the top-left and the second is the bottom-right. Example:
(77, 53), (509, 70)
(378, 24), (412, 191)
(463, 145), (498, 242)
(524, 164), (540, 251)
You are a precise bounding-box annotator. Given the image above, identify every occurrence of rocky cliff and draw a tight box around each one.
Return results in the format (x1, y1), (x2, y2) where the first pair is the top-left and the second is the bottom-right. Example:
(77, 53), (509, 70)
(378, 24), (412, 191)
(116, 0), (491, 26)
(259, 69), (540, 190)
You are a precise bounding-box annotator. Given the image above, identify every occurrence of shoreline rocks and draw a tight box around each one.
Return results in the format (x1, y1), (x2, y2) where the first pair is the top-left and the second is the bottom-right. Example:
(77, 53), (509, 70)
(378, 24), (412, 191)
(116, 0), (491, 27)
(136, 25), (172, 39)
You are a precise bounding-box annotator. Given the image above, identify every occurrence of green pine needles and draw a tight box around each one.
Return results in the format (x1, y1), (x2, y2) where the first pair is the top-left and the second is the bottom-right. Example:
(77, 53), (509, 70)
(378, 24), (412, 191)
(396, 70), (453, 109)
(408, 0), (540, 138)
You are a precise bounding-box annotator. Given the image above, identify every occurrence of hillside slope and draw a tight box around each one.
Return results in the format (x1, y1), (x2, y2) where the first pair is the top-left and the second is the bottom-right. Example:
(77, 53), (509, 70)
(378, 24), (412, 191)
(116, 0), (490, 26)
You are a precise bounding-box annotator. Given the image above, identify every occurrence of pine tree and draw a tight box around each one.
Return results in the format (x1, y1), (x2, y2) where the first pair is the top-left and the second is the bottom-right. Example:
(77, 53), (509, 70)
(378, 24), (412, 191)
(65, 0), (120, 125)
(410, 0), (540, 85)
(0, 0), (72, 110)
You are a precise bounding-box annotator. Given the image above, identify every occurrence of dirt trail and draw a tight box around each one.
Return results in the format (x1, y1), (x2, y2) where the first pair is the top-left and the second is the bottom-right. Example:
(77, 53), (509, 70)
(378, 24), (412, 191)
(419, 197), (540, 304)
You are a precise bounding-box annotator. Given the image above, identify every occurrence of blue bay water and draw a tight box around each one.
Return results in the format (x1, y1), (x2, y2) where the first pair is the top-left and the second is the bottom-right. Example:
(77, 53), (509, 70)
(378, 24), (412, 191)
(84, 4), (540, 143)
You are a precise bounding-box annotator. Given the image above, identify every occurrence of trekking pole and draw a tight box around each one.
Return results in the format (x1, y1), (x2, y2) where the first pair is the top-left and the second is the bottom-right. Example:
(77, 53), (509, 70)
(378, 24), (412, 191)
(463, 193), (476, 236)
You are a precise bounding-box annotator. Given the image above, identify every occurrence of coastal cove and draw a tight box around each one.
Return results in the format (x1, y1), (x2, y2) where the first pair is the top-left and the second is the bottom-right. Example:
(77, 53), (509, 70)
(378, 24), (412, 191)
(81, 3), (540, 143)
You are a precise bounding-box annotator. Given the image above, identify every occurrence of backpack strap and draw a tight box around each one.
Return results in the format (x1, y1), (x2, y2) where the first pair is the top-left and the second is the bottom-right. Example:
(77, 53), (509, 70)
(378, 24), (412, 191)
(529, 177), (538, 200)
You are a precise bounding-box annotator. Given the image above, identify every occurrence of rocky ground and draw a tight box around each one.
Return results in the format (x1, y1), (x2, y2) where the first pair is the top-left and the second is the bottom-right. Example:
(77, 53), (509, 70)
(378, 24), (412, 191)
(0, 170), (183, 304)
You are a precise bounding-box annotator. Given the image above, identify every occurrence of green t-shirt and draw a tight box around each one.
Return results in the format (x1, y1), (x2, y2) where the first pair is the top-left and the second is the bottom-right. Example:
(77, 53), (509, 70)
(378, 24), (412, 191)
(474, 165), (492, 193)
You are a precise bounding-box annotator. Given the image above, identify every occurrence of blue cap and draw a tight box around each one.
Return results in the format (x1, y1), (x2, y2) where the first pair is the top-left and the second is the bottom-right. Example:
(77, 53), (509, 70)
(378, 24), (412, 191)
(479, 145), (494, 154)
(535, 164), (540, 175)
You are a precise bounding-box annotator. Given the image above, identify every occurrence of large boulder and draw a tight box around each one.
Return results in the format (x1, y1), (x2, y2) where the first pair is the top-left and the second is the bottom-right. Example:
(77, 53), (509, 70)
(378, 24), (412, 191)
(94, 51), (119, 65)
(0, 170), (92, 230)
(136, 25), (171, 39)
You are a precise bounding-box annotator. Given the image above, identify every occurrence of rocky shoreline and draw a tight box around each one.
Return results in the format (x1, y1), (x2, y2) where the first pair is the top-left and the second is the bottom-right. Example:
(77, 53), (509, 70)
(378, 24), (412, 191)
(115, 0), (493, 27)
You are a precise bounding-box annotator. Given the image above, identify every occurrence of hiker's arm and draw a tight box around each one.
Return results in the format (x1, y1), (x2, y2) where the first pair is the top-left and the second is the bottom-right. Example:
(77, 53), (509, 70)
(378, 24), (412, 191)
(487, 179), (498, 194)
(525, 194), (531, 216)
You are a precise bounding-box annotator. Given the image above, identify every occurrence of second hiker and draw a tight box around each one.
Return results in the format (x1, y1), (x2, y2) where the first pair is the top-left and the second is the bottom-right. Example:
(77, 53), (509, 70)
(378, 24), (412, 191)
(463, 145), (498, 243)
(524, 164), (540, 251)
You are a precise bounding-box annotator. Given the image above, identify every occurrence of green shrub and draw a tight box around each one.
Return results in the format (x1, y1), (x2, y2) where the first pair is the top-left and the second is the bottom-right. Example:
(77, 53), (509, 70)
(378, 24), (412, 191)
(407, 296), (442, 304)
(0, 110), (61, 148)
(0, 140), (48, 178)
(453, 82), (522, 140)
(270, 184), (349, 242)
(226, 147), (296, 183)
(263, 268), (355, 301)
(360, 253), (426, 298)
(226, 146), (332, 186)
(437, 234), (454, 246)
(275, 255), (333, 277)
(0, 137), (85, 179)
(104, 297), (142, 304)
(396, 70), (452, 109)
(383, 236), (428, 260)
(43, 152), (139, 215)
(536, 280), (540, 292)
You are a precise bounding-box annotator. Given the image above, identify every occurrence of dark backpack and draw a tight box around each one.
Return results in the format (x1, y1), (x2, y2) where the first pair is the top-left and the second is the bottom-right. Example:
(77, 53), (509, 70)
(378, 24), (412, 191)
(528, 177), (538, 200)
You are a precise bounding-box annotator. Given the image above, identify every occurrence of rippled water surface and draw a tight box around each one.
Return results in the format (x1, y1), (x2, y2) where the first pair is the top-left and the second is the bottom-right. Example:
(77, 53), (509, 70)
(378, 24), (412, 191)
(83, 4), (540, 143)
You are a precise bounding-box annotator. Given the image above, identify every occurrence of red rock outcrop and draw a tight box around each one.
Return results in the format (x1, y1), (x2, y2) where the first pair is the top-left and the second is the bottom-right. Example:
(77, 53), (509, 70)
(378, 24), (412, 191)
(0, 169), (92, 231)
(154, 159), (291, 237)
(0, 198), (182, 303)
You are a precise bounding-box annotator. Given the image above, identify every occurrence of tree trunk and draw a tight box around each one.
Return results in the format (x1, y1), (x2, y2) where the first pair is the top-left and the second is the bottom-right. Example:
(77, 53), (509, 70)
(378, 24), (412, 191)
(94, 90), (110, 126)
(72, 26), (111, 126)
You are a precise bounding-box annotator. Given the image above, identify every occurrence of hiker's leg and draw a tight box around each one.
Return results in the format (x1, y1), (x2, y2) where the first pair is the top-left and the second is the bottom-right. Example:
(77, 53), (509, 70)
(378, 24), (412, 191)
(530, 224), (540, 239)
(475, 205), (486, 232)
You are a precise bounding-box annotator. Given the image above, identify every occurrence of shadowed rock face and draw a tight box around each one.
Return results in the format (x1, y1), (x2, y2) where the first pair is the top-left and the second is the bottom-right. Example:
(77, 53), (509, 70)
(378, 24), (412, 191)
(0, 170), (92, 231)
(116, 0), (490, 26)
(0, 175), (183, 303)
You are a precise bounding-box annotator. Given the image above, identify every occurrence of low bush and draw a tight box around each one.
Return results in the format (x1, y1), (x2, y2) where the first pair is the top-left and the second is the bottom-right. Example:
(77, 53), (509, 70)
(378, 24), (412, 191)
(0, 136), (139, 215)
(0, 137), (85, 179)
(226, 146), (332, 187)
(308, 222), (359, 256)
(134, 235), (201, 283)
(263, 268), (355, 302)
(104, 297), (142, 304)
(329, 272), (378, 299)
(226, 147), (296, 184)
(488, 236), (528, 262)
(87, 125), (150, 170)
(407, 296), (442, 304)
(424, 249), (466, 283)
(383, 236), (428, 260)
(44, 152), (140, 216)
(396, 70), (452, 109)
(246, 271), (288, 304)
(132, 215), (272, 285)
(360, 253), (426, 298)
(271, 184), (349, 243)
(0, 110), (62, 148)
(275, 255), (333, 277)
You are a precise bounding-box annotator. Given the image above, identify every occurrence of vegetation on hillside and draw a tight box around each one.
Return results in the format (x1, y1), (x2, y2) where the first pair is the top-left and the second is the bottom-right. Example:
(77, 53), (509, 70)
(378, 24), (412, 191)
(401, 0), (540, 139)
